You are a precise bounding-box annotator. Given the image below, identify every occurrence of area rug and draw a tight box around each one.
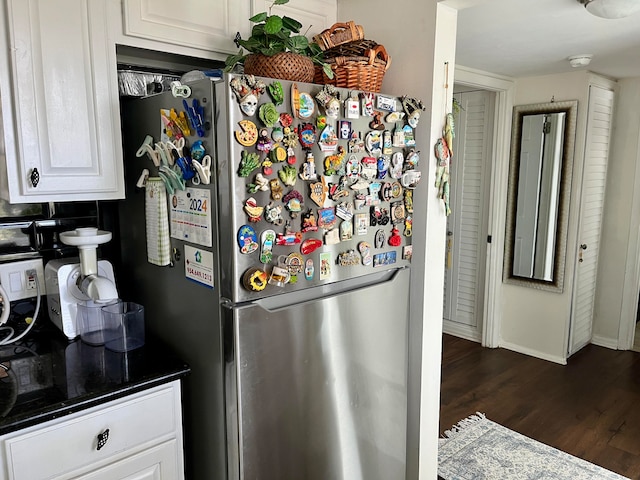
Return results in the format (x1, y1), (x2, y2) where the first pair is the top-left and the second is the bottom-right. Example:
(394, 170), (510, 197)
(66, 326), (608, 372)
(438, 413), (630, 480)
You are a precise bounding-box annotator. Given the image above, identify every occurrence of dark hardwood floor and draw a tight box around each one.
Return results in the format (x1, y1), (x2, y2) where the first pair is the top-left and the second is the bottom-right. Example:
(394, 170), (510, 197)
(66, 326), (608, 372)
(439, 334), (640, 479)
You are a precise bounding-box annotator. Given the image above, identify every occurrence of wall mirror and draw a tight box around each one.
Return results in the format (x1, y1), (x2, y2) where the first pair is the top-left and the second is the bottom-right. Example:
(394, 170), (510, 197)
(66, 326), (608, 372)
(503, 100), (578, 292)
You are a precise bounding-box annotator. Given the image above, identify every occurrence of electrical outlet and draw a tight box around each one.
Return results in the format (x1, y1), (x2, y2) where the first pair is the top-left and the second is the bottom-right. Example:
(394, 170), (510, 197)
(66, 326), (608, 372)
(0, 259), (45, 301)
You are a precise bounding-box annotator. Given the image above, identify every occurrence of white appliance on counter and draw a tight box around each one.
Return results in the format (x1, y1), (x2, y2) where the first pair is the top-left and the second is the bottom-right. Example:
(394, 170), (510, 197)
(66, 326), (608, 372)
(45, 227), (118, 339)
(118, 74), (416, 480)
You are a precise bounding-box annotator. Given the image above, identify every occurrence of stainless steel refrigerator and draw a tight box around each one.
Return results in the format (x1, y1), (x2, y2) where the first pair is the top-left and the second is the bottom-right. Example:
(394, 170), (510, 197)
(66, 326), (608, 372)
(118, 74), (414, 480)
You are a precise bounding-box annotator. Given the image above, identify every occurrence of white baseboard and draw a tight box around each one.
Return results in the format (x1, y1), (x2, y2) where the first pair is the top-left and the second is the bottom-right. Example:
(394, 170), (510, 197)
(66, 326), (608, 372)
(590, 334), (619, 350)
(442, 320), (482, 343)
(499, 340), (567, 365)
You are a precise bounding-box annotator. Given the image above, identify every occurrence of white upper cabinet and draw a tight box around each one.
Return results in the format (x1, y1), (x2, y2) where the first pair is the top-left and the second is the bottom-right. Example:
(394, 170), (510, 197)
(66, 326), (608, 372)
(0, 0), (124, 203)
(252, 0), (337, 39)
(121, 0), (252, 59)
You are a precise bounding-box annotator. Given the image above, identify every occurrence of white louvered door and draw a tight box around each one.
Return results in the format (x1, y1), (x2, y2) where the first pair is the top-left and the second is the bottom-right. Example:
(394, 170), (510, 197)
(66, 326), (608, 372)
(568, 85), (615, 355)
(443, 90), (494, 341)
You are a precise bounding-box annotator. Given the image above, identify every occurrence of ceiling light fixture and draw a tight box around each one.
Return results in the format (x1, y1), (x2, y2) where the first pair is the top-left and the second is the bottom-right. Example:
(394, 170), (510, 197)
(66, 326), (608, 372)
(568, 54), (594, 67)
(578, 0), (640, 19)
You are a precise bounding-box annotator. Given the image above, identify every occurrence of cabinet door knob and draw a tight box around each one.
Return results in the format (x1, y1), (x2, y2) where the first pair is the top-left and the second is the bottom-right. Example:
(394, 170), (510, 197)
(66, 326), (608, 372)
(96, 428), (110, 450)
(580, 243), (588, 250)
(29, 168), (40, 187)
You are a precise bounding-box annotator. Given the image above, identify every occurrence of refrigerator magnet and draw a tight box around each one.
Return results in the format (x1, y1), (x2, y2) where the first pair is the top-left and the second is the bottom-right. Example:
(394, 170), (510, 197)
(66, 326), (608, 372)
(237, 225), (259, 254)
(244, 198), (264, 222)
(329, 177), (350, 201)
(242, 267), (268, 292)
(301, 209), (318, 232)
(403, 245), (413, 261)
(389, 227), (402, 247)
(318, 207), (337, 230)
(309, 177), (328, 207)
(338, 249), (359, 266)
(283, 190), (304, 217)
(260, 230), (276, 264)
(249, 174), (270, 194)
(305, 259), (314, 280)
(235, 120), (258, 146)
(404, 215), (413, 237)
(324, 229), (340, 245)
(373, 251), (397, 267)
(319, 252), (332, 280)
(355, 213), (369, 235)
(358, 242), (373, 266)
(264, 203), (284, 226)
(324, 146), (346, 175)
(340, 220), (353, 241)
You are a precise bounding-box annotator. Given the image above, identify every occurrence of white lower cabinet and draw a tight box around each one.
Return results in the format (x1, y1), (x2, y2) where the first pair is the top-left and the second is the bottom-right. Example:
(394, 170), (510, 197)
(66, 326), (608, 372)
(0, 381), (184, 480)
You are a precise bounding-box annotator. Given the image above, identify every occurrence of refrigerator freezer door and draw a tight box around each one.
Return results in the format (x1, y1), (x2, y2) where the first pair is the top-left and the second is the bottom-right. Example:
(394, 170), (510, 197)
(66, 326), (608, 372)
(224, 268), (410, 480)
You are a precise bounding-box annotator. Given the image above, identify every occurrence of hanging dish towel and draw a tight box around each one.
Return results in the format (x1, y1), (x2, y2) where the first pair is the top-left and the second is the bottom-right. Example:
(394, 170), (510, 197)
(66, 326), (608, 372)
(144, 177), (171, 266)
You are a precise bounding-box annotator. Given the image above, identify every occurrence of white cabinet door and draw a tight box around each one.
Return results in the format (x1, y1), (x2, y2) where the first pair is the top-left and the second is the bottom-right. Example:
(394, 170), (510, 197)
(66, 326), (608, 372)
(568, 85), (615, 355)
(0, 0), (124, 203)
(122, 0), (251, 56)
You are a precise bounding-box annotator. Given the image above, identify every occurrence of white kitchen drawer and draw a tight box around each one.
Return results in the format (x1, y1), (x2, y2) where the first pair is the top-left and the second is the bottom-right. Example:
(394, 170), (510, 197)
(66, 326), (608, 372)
(3, 383), (180, 480)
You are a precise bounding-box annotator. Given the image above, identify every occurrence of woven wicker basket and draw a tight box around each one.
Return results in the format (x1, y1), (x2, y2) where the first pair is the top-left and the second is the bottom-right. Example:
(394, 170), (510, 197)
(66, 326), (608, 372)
(314, 44), (390, 93)
(244, 52), (315, 83)
(312, 21), (365, 51)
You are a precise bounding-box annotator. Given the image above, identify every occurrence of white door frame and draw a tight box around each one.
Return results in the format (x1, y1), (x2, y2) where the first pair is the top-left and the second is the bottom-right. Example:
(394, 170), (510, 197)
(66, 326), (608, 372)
(453, 65), (515, 348)
(617, 125), (640, 350)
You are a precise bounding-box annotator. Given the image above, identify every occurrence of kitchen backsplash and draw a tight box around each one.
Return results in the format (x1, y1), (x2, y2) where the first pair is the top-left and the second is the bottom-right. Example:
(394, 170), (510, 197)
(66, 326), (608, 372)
(0, 199), (117, 263)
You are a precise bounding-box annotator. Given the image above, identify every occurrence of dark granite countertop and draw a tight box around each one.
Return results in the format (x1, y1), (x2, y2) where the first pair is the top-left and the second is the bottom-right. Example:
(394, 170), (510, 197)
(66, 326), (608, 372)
(0, 324), (190, 436)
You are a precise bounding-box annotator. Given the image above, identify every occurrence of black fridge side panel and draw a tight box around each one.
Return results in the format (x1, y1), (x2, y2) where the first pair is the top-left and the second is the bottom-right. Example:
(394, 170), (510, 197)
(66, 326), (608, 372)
(118, 85), (226, 480)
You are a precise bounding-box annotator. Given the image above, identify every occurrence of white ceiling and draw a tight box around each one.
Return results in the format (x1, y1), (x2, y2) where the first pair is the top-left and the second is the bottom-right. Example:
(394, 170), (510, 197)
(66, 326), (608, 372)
(444, 0), (640, 79)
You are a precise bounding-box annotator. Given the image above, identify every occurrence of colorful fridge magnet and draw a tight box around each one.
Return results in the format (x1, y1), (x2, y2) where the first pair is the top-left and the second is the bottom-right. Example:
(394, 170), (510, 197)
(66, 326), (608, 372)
(361, 92), (375, 117)
(391, 181), (403, 199)
(324, 146), (346, 176)
(318, 125), (338, 153)
(256, 128), (273, 152)
(237, 225), (259, 254)
(405, 148), (420, 170)
(345, 92), (360, 118)
(318, 207), (337, 230)
(190, 140), (206, 160)
(375, 229), (385, 248)
(329, 176), (350, 201)
(340, 220), (353, 241)
(383, 130), (392, 155)
(247, 173), (269, 193)
(280, 112), (293, 128)
(385, 111), (405, 123)
(377, 95), (396, 111)
(402, 95), (426, 128)
(381, 182), (394, 202)
(339, 120), (352, 140)
(355, 213), (369, 235)
(269, 178), (283, 201)
(403, 125), (416, 147)
(324, 229), (340, 245)
(282, 127), (298, 148)
(390, 152), (404, 179)
(242, 267), (268, 292)
(310, 177), (328, 207)
(404, 189), (414, 213)
(366, 131), (382, 156)
(360, 156), (378, 181)
(392, 125), (406, 147)
(262, 159), (274, 176)
(238, 151), (261, 177)
(230, 75), (266, 116)
(345, 155), (360, 181)
(373, 251), (397, 267)
(338, 249), (359, 266)
(299, 123), (316, 149)
(358, 242), (373, 266)
(264, 203), (284, 226)
(244, 198), (263, 222)
(301, 209), (318, 232)
(276, 223), (303, 246)
(404, 215), (413, 237)
(336, 201), (354, 221)
(315, 84), (341, 119)
(259, 102), (279, 127)
(391, 201), (406, 224)
(370, 206), (390, 226)
(348, 132), (366, 153)
(377, 156), (390, 179)
(316, 115), (327, 130)
(269, 145), (288, 163)
(301, 238), (323, 255)
(319, 252), (332, 280)
(235, 120), (258, 146)
(388, 227), (402, 246)
(264, 203), (285, 226)
(297, 92), (315, 119)
(272, 127), (284, 142)
(401, 170), (422, 189)
(305, 259), (314, 280)
(283, 190), (304, 218)
(260, 229), (276, 263)
(278, 164), (297, 187)
(403, 245), (413, 261)
(369, 111), (385, 130)
(299, 151), (318, 181)
(267, 81), (284, 106)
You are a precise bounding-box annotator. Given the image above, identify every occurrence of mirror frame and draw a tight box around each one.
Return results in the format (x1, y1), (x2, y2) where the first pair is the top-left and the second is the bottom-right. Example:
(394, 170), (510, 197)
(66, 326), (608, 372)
(503, 100), (578, 293)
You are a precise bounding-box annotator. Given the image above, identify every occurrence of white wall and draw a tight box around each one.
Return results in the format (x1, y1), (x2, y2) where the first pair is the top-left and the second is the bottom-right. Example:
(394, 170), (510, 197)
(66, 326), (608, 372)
(500, 71), (593, 364)
(336, 1), (456, 478)
(593, 77), (640, 347)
